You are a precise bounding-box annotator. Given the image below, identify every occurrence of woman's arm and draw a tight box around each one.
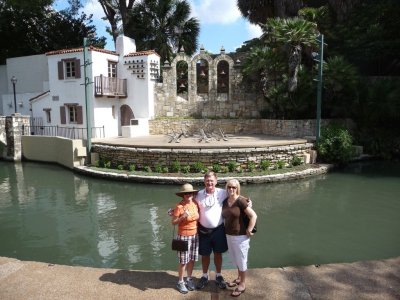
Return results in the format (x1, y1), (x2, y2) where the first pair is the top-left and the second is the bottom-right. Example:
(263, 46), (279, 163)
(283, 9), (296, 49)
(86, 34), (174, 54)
(244, 206), (257, 236)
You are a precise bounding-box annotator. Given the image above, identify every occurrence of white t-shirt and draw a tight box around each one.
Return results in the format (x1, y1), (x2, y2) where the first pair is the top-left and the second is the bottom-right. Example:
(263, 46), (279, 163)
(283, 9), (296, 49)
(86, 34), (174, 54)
(196, 187), (228, 228)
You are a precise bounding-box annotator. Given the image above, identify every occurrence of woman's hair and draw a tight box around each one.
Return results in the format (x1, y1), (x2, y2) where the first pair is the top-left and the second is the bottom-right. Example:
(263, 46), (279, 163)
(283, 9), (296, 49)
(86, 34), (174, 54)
(225, 179), (241, 195)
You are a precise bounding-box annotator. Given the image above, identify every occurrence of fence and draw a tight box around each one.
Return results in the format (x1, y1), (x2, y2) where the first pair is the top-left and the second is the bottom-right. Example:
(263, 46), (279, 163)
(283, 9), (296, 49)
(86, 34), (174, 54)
(22, 125), (105, 140)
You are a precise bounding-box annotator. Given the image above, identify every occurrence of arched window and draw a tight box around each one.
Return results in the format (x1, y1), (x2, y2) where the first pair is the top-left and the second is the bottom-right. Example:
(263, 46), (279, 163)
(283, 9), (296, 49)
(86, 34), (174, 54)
(217, 60), (229, 93)
(196, 59), (209, 94)
(176, 61), (188, 94)
(120, 104), (134, 126)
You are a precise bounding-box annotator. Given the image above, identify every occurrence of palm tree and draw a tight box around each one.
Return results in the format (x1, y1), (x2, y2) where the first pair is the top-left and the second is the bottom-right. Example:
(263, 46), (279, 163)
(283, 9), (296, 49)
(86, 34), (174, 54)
(124, 0), (199, 63)
(264, 17), (318, 92)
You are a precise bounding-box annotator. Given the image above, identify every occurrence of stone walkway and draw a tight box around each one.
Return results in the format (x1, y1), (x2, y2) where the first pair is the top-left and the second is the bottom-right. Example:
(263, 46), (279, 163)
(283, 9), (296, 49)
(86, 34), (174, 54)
(1, 256), (399, 299)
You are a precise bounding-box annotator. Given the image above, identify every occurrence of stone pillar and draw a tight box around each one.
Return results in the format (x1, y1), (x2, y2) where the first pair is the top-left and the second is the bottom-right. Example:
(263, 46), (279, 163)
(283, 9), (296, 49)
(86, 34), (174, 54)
(5, 114), (30, 161)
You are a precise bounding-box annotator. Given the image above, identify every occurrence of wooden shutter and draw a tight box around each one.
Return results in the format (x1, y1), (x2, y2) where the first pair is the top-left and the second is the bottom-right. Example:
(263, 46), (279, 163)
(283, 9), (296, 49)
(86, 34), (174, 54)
(75, 59), (81, 78)
(76, 106), (83, 124)
(60, 106), (66, 124)
(58, 61), (64, 79)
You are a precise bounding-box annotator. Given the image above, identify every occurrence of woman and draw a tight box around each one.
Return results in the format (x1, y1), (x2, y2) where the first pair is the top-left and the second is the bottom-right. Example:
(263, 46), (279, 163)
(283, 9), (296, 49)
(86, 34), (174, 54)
(171, 183), (200, 294)
(222, 179), (257, 297)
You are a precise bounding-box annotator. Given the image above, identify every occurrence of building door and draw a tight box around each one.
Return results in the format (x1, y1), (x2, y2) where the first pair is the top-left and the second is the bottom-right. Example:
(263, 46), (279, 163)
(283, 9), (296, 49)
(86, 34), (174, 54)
(120, 104), (134, 126)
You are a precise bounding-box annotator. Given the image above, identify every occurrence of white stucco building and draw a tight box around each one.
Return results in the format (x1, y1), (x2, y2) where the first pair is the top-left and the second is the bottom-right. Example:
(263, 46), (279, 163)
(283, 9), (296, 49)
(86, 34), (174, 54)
(0, 36), (160, 138)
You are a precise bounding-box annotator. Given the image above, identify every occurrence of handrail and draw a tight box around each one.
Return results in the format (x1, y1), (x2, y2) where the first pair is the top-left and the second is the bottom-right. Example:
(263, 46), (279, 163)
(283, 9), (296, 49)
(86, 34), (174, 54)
(22, 125), (105, 139)
(94, 75), (127, 97)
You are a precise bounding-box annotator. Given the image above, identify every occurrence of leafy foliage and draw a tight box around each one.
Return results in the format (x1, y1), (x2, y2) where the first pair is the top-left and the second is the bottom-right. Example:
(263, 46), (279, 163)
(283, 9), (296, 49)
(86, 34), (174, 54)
(125, 0), (199, 63)
(317, 124), (355, 164)
(0, 1), (106, 63)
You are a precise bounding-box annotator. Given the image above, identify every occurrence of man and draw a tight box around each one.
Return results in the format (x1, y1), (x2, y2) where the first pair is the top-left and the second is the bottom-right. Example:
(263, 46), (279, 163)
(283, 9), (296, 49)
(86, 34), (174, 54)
(195, 171), (228, 290)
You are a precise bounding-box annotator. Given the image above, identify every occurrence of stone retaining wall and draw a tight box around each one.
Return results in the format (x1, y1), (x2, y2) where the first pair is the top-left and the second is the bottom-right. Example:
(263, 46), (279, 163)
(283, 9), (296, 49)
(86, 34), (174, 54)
(149, 119), (353, 137)
(91, 143), (314, 172)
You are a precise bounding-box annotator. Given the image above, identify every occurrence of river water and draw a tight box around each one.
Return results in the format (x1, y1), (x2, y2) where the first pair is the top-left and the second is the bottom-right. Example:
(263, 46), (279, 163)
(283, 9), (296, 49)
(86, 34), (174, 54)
(0, 160), (399, 271)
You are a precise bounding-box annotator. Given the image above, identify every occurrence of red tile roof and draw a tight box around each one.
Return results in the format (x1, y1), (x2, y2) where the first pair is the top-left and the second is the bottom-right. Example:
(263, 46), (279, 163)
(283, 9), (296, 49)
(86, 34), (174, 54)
(124, 50), (160, 57)
(46, 46), (118, 56)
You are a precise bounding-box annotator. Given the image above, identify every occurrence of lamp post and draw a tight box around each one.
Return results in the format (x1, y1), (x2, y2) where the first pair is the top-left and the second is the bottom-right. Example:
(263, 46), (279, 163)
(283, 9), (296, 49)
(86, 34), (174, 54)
(313, 34), (325, 145)
(11, 76), (17, 114)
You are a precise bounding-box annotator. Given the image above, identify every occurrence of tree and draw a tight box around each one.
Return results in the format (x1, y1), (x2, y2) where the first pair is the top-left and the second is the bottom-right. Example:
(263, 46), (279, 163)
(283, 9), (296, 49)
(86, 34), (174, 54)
(264, 17), (318, 92)
(0, 1), (106, 63)
(124, 0), (199, 63)
(237, 0), (303, 24)
(97, 0), (136, 45)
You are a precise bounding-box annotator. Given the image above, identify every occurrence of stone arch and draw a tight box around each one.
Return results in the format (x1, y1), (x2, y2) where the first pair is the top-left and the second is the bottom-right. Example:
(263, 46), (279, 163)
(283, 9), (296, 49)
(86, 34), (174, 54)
(213, 54), (235, 100)
(170, 52), (192, 100)
(120, 104), (134, 126)
(191, 52), (213, 99)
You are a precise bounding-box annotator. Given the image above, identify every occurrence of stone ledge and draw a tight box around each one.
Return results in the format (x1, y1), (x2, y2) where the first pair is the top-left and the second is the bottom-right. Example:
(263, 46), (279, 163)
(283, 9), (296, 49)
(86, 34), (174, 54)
(74, 164), (333, 185)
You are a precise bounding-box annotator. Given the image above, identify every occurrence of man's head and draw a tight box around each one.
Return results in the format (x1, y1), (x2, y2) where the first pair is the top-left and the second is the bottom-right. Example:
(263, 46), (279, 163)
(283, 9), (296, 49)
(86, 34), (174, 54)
(204, 171), (217, 193)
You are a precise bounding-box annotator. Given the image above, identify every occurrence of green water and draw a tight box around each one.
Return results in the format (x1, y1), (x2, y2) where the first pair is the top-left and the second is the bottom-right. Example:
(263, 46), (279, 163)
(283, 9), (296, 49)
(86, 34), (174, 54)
(0, 160), (399, 270)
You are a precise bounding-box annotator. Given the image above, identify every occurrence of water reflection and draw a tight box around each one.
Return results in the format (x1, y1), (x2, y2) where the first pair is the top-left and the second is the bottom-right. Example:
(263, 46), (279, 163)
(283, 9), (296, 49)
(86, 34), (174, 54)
(0, 160), (399, 271)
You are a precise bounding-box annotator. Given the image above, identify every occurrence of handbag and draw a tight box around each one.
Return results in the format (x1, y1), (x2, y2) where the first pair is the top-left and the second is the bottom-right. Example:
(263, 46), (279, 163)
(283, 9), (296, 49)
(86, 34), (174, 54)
(171, 225), (188, 251)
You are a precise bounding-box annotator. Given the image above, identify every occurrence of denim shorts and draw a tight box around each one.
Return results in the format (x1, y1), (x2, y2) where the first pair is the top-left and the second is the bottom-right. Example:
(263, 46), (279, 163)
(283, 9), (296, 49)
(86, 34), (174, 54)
(198, 224), (228, 256)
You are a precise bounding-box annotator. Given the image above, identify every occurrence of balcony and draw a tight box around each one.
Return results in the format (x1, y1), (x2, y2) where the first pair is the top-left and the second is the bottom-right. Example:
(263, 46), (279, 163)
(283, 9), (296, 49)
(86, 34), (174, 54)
(94, 75), (127, 98)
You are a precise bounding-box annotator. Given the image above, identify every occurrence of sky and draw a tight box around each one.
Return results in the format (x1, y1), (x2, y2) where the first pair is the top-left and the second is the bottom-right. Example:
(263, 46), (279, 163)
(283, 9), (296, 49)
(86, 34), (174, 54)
(53, 0), (263, 54)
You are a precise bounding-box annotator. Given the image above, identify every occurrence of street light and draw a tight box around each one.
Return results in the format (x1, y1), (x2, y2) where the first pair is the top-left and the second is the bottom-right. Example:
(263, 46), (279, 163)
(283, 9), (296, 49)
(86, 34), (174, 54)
(11, 76), (17, 114)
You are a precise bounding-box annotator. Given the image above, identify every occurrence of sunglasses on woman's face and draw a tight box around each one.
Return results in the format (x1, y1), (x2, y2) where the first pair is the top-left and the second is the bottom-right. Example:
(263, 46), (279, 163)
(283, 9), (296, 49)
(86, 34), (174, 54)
(227, 186), (237, 189)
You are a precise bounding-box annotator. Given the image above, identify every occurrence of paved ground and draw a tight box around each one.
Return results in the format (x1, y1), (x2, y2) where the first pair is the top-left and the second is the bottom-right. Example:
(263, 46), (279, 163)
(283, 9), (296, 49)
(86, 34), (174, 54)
(1, 256), (399, 299)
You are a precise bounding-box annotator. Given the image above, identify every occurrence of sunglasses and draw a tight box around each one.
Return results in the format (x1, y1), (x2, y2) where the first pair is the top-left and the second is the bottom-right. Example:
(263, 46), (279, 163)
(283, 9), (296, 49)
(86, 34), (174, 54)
(227, 186), (237, 189)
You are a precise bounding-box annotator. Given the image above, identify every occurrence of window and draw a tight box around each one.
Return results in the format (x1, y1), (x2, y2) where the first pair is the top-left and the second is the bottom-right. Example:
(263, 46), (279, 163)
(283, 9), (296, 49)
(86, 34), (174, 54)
(108, 61), (117, 78)
(69, 105), (77, 123)
(43, 109), (51, 123)
(65, 61), (76, 78)
(58, 58), (81, 80)
(60, 104), (83, 124)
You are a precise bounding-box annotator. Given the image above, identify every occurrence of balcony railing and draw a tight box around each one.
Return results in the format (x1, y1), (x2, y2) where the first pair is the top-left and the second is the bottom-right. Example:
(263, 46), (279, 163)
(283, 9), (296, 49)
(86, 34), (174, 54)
(94, 75), (127, 98)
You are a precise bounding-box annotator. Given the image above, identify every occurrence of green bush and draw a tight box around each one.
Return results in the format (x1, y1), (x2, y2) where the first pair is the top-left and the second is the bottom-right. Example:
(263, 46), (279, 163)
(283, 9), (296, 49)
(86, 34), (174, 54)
(212, 164), (221, 173)
(276, 160), (285, 169)
(191, 162), (205, 173)
(227, 161), (237, 172)
(181, 165), (191, 173)
(154, 164), (162, 173)
(129, 164), (136, 172)
(260, 159), (271, 171)
(162, 166), (169, 173)
(291, 155), (303, 166)
(144, 166), (152, 172)
(104, 161), (111, 169)
(317, 124), (355, 164)
(170, 161), (181, 173)
(117, 164), (124, 170)
(220, 166), (229, 173)
(247, 161), (256, 172)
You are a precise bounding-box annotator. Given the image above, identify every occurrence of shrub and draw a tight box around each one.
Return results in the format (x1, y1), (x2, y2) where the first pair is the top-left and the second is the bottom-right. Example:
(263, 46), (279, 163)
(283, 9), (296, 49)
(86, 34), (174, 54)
(162, 166), (169, 173)
(117, 164), (124, 170)
(247, 161), (256, 172)
(317, 124), (355, 164)
(260, 159), (271, 171)
(144, 166), (152, 172)
(129, 164), (136, 172)
(291, 155), (303, 166)
(212, 164), (221, 173)
(181, 165), (191, 173)
(276, 160), (285, 169)
(227, 161), (237, 172)
(191, 161), (205, 173)
(154, 164), (162, 173)
(170, 161), (181, 173)
(220, 166), (229, 173)
(104, 161), (111, 169)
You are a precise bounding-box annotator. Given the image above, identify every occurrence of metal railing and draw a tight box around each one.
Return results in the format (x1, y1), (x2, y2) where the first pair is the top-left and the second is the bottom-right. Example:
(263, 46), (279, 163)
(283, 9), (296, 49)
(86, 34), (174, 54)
(22, 125), (105, 140)
(94, 75), (127, 97)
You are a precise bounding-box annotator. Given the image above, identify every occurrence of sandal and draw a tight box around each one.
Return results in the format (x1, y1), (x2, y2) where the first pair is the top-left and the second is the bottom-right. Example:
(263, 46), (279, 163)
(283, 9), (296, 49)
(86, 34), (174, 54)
(227, 278), (241, 287)
(231, 287), (245, 297)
